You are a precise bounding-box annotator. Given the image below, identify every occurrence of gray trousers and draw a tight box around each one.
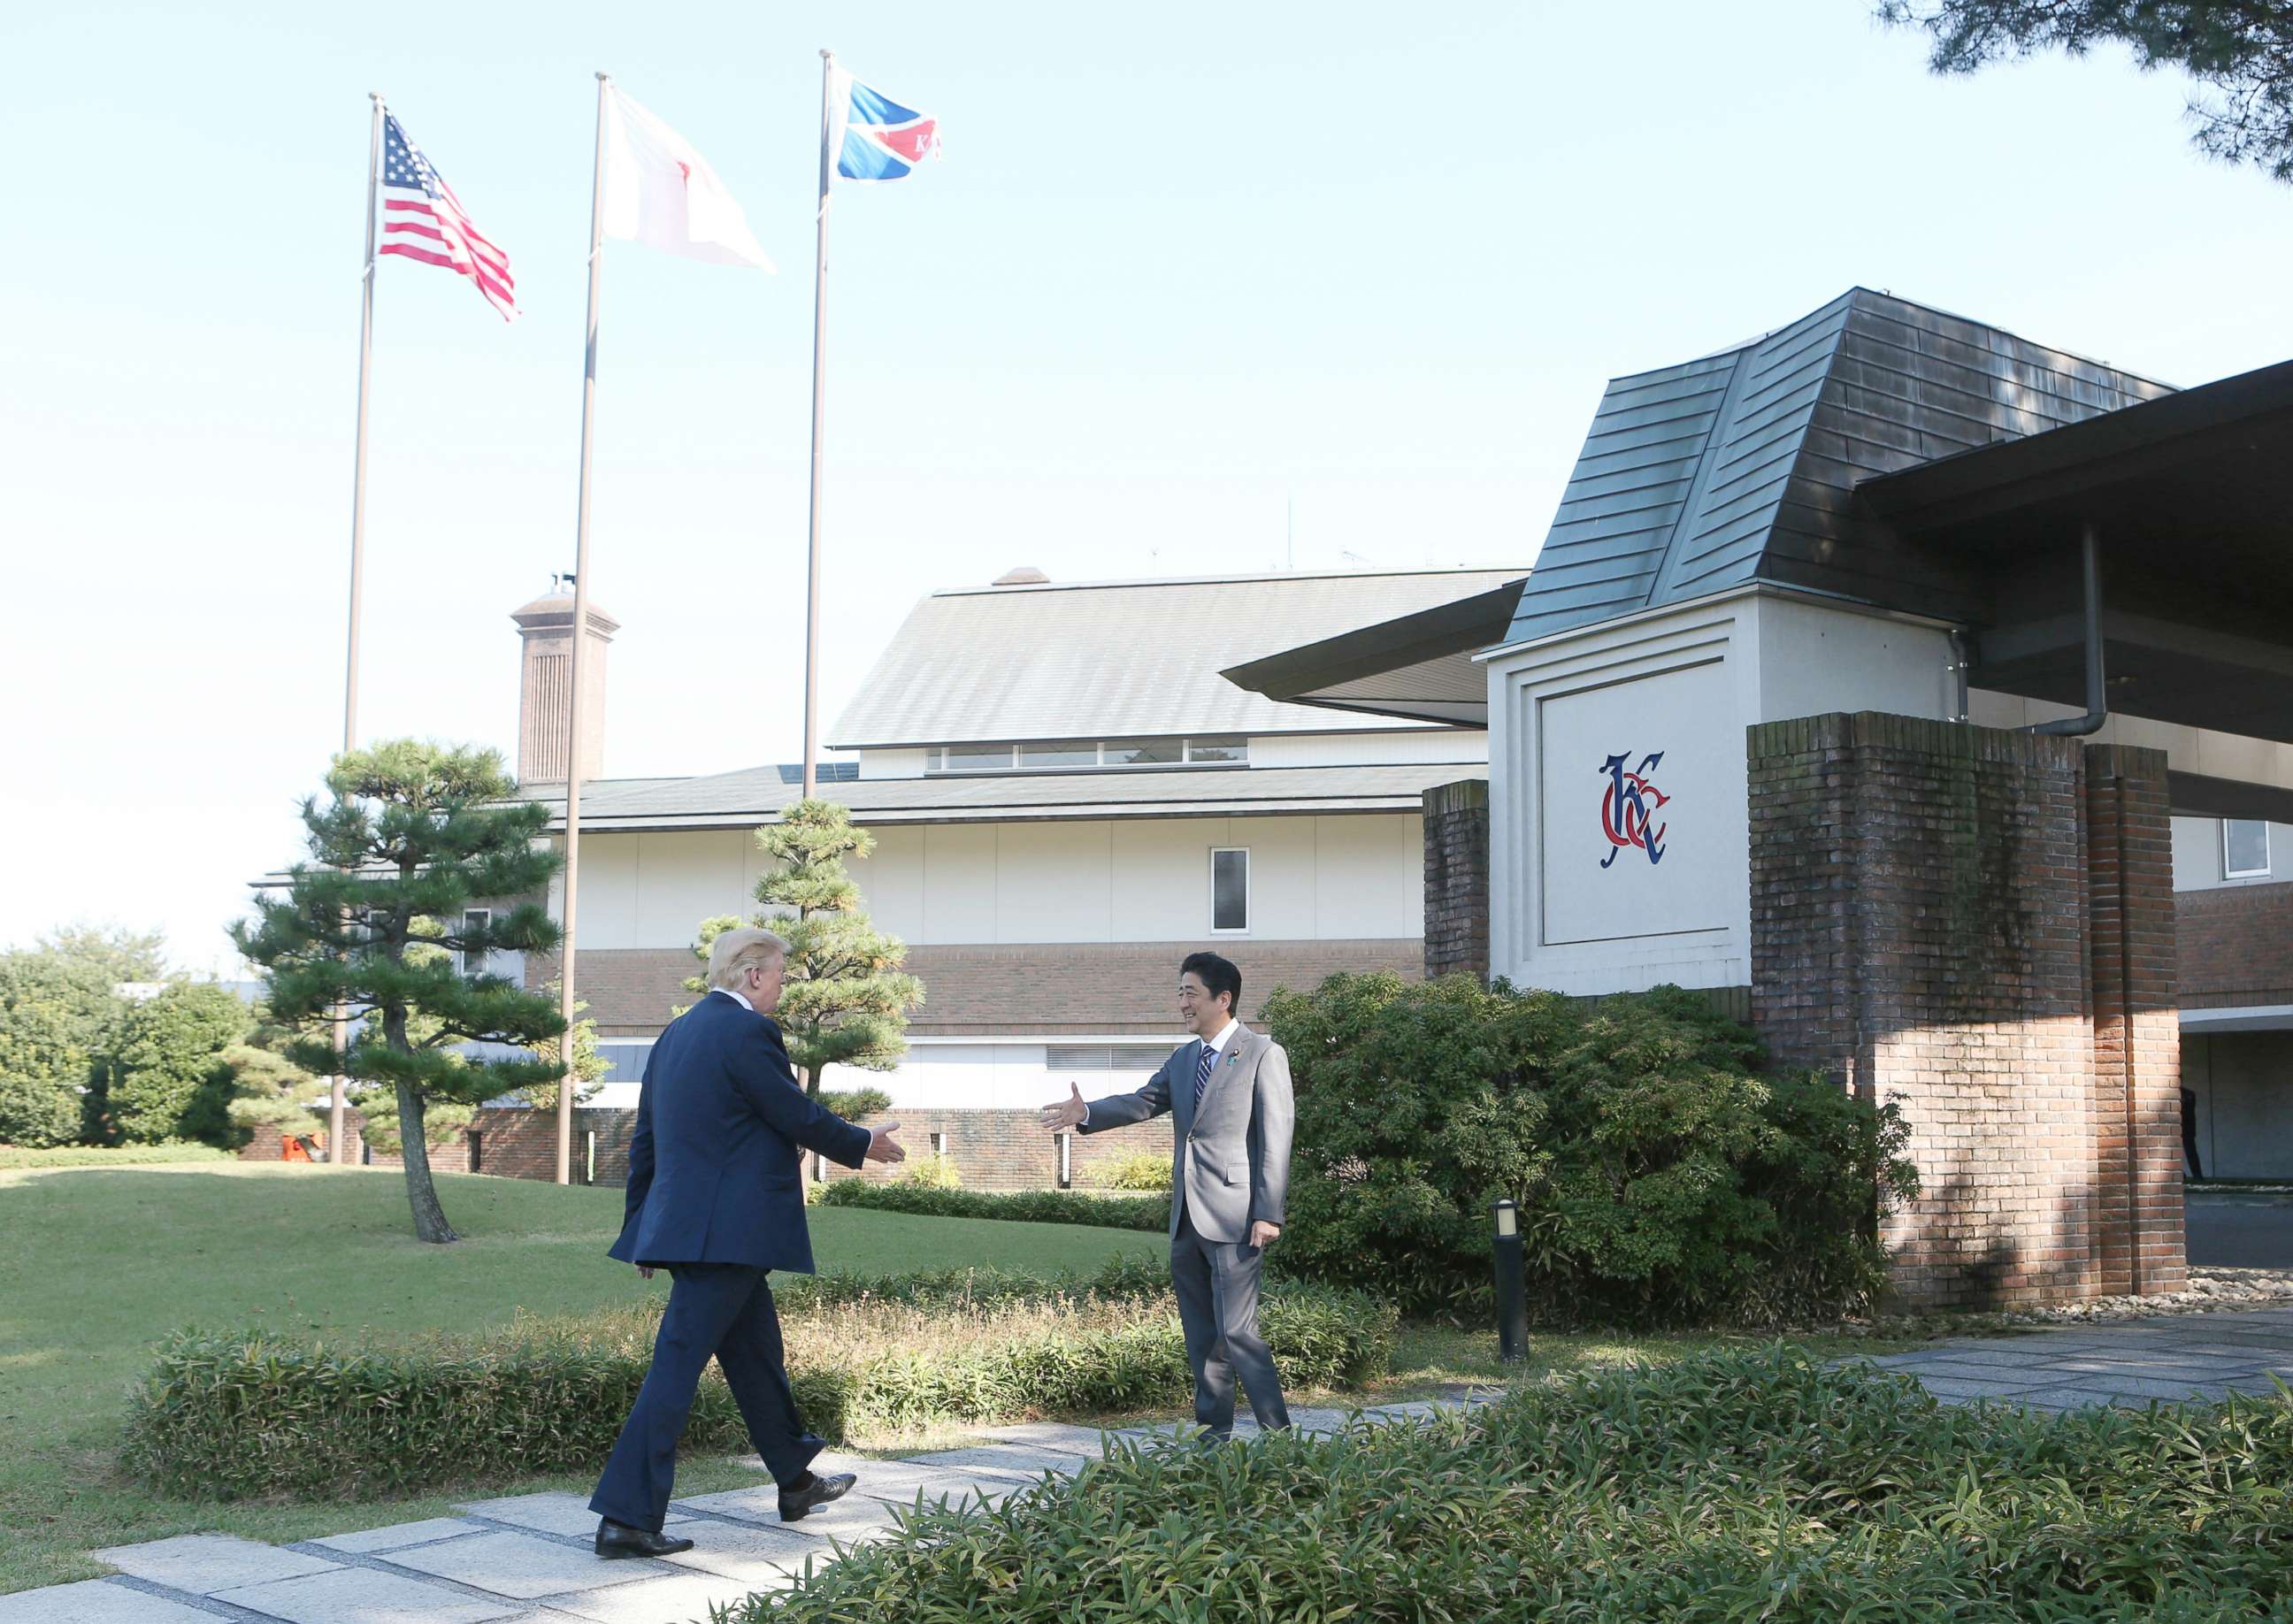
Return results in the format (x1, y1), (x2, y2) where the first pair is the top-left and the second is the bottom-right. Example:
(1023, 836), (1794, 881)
(1170, 1206), (1290, 1436)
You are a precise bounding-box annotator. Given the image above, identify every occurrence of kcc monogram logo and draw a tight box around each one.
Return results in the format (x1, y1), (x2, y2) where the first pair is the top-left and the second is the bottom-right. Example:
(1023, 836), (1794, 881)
(1599, 751), (1668, 869)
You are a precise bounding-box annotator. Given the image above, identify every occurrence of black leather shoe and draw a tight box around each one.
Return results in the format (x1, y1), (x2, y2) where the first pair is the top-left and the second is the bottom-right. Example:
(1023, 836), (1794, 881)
(594, 1518), (694, 1559)
(778, 1471), (857, 1521)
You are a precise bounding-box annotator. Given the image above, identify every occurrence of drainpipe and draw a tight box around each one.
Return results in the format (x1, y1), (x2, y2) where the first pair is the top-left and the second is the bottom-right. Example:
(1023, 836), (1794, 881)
(2028, 521), (2107, 737)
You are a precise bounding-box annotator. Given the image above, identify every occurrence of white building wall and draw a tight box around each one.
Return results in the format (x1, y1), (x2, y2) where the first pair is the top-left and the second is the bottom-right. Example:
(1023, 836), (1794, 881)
(1247, 730), (1488, 769)
(564, 811), (1426, 951)
(1483, 587), (1956, 997)
(2171, 816), (2289, 893)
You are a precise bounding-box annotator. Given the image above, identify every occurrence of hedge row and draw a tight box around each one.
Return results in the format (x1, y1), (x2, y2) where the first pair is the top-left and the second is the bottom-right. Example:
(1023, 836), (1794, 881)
(773, 1255), (1172, 1313)
(732, 1347), (2293, 1622)
(123, 1283), (1392, 1499)
(815, 1179), (1170, 1231)
(0, 1141), (237, 1171)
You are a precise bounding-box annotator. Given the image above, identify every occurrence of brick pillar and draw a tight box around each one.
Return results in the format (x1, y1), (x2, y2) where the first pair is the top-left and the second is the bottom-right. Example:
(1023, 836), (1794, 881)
(1749, 713), (2100, 1309)
(1422, 778), (1491, 982)
(2083, 744), (2186, 1295)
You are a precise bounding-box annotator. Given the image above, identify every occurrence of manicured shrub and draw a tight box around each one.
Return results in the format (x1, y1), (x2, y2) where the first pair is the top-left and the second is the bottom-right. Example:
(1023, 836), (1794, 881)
(816, 1179), (1169, 1231)
(895, 1151), (962, 1190)
(0, 1141), (235, 1170)
(726, 1348), (2293, 1622)
(1078, 1147), (1173, 1191)
(1261, 974), (1916, 1326)
(99, 984), (252, 1146)
(774, 1255), (1173, 1314)
(123, 1276), (1390, 1499)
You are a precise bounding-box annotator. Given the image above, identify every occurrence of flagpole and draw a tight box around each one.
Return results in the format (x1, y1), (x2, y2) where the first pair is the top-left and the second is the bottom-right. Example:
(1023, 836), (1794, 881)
(799, 48), (836, 802)
(556, 70), (611, 1185)
(333, 90), (384, 1169)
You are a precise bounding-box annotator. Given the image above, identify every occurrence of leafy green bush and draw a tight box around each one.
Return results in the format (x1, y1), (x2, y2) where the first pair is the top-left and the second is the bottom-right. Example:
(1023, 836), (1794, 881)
(728, 1347), (2293, 1623)
(124, 1278), (1390, 1499)
(1079, 1147), (1173, 1191)
(817, 1179), (1169, 1231)
(895, 1151), (962, 1190)
(774, 1255), (1173, 1314)
(99, 984), (252, 1146)
(1261, 974), (1916, 1326)
(819, 1085), (893, 1120)
(0, 1141), (235, 1171)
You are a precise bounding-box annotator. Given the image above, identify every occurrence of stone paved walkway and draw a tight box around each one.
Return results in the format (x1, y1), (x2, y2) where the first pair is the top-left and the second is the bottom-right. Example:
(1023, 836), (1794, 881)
(0, 1402), (1469, 1624)
(1862, 1303), (2293, 1410)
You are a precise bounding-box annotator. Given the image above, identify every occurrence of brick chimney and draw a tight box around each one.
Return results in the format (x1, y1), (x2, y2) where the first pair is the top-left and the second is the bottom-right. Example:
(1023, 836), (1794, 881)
(512, 587), (618, 783)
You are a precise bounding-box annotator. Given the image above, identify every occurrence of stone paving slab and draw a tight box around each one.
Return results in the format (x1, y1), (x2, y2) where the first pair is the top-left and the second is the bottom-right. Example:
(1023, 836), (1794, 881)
(378, 1531), (660, 1601)
(93, 1536), (340, 1595)
(213, 1566), (525, 1623)
(904, 1444), (1088, 1478)
(675, 1484), (905, 1543)
(658, 1519), (822, 1584)
(453, 1492), (696, 1540)
(546, 1570), (785, 1624)
(969, 1421), (1110, 1452)
(312, 1519), (485, 1554)
(0, 1580), (227, 1623)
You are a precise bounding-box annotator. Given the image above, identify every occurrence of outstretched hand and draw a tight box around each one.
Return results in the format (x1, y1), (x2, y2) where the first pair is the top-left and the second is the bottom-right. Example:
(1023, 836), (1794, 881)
(865, 1122), (907, 1164)
(1039, 1082), (1087, 1132)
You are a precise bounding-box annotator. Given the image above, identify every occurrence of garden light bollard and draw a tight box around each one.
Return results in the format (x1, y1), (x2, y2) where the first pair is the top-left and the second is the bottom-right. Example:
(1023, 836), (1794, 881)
(1492, 1199), (1528, 1362)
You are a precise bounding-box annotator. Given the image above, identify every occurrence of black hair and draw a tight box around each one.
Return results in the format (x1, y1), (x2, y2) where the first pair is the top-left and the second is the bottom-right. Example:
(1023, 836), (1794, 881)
(1179, 950), (1242, 1017)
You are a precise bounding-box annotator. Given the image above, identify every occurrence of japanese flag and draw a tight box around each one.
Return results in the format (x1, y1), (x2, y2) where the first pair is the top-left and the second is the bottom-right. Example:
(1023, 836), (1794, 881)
(600, 88), (776, 272)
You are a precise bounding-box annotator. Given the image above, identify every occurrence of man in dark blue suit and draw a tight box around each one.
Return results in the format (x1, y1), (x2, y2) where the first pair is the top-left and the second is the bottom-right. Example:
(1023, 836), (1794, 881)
(589, 927), (905, 1558)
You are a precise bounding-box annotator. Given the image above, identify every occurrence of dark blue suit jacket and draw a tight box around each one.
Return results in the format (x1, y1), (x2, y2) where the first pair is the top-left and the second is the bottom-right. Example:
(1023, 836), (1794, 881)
(608, 990), (872, 1273)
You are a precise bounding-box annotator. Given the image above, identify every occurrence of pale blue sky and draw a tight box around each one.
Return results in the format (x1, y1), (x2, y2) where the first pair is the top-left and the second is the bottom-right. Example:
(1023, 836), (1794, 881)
(4, 1), (2289, 973)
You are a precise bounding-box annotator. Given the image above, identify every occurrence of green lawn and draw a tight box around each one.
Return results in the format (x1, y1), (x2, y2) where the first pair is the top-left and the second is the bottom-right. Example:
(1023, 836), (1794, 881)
(0, 1162), (1162, 1594)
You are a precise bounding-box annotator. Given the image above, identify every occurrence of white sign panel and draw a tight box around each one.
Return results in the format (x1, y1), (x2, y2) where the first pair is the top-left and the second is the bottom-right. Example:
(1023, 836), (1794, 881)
(1538, 660), (1733, 946)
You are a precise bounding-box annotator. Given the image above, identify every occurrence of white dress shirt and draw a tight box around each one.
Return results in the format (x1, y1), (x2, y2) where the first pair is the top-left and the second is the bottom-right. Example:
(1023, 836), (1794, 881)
(711, 984), (754, 1013)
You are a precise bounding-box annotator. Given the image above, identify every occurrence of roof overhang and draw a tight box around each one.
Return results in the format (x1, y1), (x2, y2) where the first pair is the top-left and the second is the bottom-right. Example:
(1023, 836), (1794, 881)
(1218, 577), (1524, 726)
(1858, 357), (2293, 747)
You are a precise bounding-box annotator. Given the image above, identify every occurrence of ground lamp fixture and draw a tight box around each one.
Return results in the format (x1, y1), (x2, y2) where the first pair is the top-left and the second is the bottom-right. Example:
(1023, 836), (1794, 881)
(1492, 1198), (1528, 1362)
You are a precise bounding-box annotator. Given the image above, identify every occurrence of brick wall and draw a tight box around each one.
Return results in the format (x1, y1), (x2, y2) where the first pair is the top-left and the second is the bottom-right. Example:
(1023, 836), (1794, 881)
(466, 1107), (636, 1185)
(1748, 712), (2185, 1309)
(2177, 880), (2293, 1009)
(1422, 779), (1491, 982)
(535, 939), (1423, 1038)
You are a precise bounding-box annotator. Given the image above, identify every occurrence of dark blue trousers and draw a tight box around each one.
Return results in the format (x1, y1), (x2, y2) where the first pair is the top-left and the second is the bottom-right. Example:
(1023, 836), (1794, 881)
(589, 1263), (824, 1531)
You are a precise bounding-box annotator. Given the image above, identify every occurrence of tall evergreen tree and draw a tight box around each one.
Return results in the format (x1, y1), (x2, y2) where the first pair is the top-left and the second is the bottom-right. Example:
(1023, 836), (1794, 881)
(1881, 2), (2293, 180)
(100, 983), (251, 1145)
(686, 799), (922, 1099)
(234, 741), (565, 1243)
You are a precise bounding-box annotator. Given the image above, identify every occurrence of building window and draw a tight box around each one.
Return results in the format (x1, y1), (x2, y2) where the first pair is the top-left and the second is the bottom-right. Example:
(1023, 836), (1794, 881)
(927, 738), (1249, 773)
(1056, 1132), (1073, 1190)
(1211, 847), (1249, 933)
(460, 908), (491, 977)
(1104, 739), (1183, 766)
(2225, 820), (2271, 879)
(939, 743), (1018, 771)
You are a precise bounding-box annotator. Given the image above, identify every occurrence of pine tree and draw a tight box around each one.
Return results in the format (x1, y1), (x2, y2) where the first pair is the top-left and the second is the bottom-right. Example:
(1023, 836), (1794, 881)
(1881, 2), (2293, 181)
(234, 741), (565, 1243)
(685, 799), (922, 1099)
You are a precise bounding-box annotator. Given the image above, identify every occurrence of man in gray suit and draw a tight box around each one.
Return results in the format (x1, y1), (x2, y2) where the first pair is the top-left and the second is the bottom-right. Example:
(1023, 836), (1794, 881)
(1039, 951), (1293, 1437)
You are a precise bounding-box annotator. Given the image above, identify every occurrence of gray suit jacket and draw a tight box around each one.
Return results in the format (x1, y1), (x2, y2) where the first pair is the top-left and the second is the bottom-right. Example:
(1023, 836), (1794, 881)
(1079, 1027), (1293, 1244)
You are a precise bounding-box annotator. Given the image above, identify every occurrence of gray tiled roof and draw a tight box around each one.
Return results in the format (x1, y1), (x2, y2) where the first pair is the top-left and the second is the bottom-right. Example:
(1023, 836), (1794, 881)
(1504, 288), (2174, 647)
(524, 762), (1479, 831)
(828, 568), (1522, 749)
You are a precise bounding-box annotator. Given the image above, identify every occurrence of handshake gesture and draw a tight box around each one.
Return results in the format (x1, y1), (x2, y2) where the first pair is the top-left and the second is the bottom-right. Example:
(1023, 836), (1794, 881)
(1039, 1083), (1087, 1132)
(864, 1121), (907, 1164)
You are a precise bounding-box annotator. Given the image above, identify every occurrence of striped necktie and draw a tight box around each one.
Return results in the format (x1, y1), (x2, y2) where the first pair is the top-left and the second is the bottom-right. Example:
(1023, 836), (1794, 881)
(1192, 1041), (1216, 1115)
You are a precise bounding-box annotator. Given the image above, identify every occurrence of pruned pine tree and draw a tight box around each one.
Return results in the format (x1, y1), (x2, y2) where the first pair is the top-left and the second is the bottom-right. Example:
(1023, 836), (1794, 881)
(233, 741), (565, 1243)
(683, 799), (922, 1100)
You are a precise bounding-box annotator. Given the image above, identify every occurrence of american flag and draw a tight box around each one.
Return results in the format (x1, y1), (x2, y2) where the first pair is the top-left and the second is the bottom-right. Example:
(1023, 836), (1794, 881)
(380, 113), (517, 322)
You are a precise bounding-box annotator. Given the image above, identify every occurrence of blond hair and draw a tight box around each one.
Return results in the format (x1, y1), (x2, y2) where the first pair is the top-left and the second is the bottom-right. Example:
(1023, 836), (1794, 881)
(706, 927), (787, 990)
